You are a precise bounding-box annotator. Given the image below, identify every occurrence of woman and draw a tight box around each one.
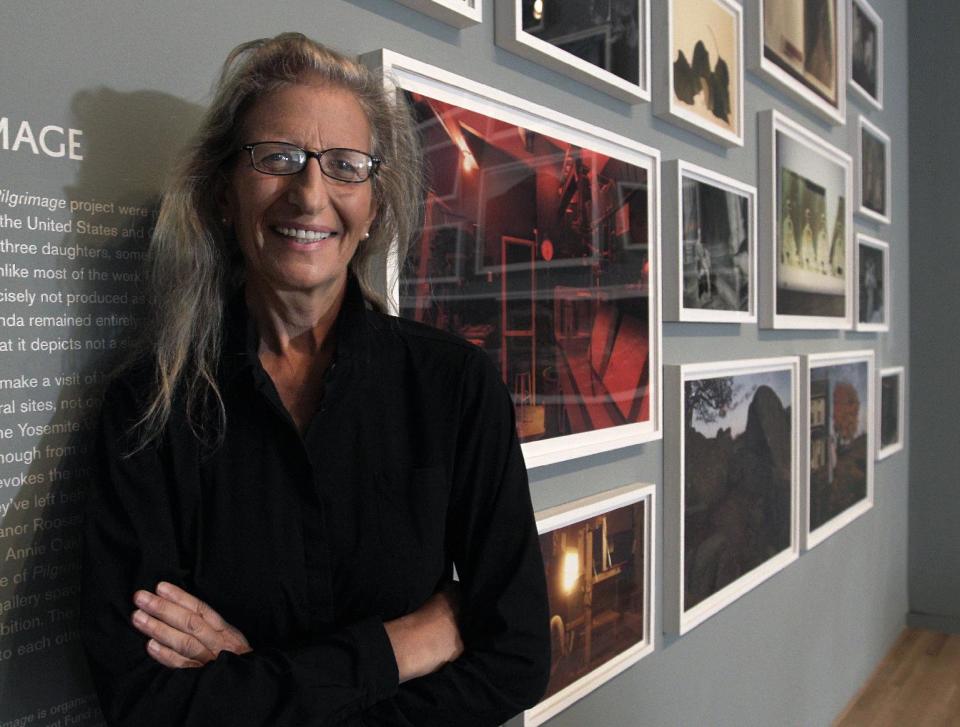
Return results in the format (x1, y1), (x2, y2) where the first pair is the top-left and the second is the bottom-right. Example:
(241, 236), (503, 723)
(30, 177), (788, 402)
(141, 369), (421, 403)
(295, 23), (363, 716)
(81, 33), (550, 726)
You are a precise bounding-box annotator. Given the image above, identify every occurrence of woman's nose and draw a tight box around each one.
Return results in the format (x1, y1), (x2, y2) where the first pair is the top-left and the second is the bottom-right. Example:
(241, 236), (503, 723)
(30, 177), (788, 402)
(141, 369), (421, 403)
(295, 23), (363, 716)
(286, 157), (331, 213)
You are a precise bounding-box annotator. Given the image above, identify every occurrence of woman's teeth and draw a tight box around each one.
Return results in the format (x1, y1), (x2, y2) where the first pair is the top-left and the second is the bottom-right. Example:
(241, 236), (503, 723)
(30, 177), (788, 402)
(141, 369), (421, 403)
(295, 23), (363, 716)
(275, 226), (334, 241)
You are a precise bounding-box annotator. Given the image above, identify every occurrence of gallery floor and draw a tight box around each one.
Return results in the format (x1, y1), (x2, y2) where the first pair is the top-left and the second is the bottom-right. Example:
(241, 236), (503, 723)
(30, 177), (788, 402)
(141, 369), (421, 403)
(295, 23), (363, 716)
(833, 629), (960, 725)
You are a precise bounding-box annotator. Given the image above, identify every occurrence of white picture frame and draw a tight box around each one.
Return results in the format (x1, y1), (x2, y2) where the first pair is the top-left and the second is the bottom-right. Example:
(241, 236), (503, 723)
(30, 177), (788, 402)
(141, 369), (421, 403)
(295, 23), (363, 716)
(848, 0), (883, 110)
(854, 233), (889, 332)
(494, 0), (651, 103)
(526, 483), (656, 726)
(393, 0), (483, 27)
(749, 0), (847, 125)
(665, 357), (800, 635)
(802, 350), (875, 549)
(857, 115), (891, 224)
(759, 109), (853, 330)
(655, 0), (745, 146)
(877, 365), (905, 459)
(362, 49), (663, 469)
(663, 160), (757, 323)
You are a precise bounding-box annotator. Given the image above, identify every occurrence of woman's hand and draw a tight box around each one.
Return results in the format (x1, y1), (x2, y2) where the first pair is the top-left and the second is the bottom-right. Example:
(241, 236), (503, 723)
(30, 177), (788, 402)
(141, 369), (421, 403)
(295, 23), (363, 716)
(131, 581), (252, 668)
(384, 583), (464, 683)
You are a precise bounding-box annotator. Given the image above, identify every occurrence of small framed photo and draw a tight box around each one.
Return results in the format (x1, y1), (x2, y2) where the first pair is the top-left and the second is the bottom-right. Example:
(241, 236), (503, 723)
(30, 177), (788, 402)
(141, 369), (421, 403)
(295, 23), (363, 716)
(393, 0), (483, 27)
(363, 49), (662, 469)
(655, 0), (744, 146)
(857, 115), (891, 224)
(665, 357), (800, 635)
(803, 350), (874, 549)
(759, 110), (853, 330)
(527, 483), (655, 726)
(877, 366), (904, 459)
(854, 234), (889, 332)
(750, 0), (846, 125)
(494, 0), (651, 103)
(663, 160), (756, 323)
(848, 0), (883, 110)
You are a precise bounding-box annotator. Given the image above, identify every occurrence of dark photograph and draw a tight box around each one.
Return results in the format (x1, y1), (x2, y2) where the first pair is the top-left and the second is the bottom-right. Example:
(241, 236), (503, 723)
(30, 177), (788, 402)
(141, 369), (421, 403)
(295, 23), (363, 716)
(857, 241), (885, 325)
(522, 0), (642, 85)
(683, 369), (793, 612)
(861, 125), (887, 218)
(400, 90), (653, 444)
(808, 360), (870, 532)
(539, 500), (648, 701)
(682, 176), (750, 312)
(851, 0), (879, 101)
(763, 0), (838, 105)
(880, 372), (899, 450)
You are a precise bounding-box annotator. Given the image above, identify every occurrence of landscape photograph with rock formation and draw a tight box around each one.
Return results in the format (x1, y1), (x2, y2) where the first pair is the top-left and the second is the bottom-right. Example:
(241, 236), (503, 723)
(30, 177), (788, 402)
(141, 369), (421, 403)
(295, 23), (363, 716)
(683, 367), (794, 613)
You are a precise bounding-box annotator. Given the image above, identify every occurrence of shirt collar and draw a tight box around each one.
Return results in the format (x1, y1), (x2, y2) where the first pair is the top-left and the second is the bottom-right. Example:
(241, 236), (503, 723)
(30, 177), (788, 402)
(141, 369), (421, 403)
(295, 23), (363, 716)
(220, 275), (371, 385)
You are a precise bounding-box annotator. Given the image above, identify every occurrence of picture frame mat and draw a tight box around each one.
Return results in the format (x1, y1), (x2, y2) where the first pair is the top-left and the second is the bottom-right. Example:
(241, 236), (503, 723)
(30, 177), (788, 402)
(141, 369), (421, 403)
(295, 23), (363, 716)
(393, 0), (483, 27)
(802, 350), (875, 550)
(364, 48), (663, 467)
(665, 356), (801, 635)
(759, 109), (854, 330)
(857, 114), (892, 224)
(527, 482), (656, 727)
(657, 0), (745, 146)
(877, 365), (905, 459)
(854, 233), (889, 332)
(749, 0), (847, 125)
(663, 159), (757, 323)
(494, 0), (652, 103)
(848, 0), (884, 110)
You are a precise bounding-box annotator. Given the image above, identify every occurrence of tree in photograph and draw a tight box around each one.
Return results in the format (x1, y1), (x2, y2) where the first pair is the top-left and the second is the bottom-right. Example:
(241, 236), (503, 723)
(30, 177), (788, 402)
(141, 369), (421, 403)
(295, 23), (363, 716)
(685, 377), (736, 427)
(833, 381), (860, 447)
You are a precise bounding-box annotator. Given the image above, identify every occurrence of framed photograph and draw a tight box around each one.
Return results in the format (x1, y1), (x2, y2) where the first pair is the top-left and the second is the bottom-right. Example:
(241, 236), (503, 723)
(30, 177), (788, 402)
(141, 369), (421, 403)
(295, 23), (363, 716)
(664, 357), (800, 635)
(656, 0), (744, 146)
(392, 0), (483, 27)
(803, 351), (874, 549)
(363, 49), (662, 469)
(854, 234), (888, 332)
(759, 110), (853, 329)
(663, 160), (756, 323)
(848, 0), (883, 109)
(494, 0), (651, 103)
(857, 115), (891, 224)
(526, 483), (655, 726)
(750, 0), (846, 125)
(877, 366), (904, 459)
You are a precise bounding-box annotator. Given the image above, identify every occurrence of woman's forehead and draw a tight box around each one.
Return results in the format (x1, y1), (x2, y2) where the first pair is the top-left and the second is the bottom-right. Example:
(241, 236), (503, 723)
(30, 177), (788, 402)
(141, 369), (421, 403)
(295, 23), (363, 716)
(240, 81), (372, 148)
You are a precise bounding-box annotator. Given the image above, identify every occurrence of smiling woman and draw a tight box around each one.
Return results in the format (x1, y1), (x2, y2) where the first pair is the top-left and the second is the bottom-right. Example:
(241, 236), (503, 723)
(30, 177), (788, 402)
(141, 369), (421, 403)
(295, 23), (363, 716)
(80, 33), (550, 727)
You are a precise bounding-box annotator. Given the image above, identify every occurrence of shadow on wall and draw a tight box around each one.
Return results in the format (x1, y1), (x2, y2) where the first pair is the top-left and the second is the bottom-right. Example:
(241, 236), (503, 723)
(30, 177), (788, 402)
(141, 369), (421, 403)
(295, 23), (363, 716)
(0, 87), (202, 723)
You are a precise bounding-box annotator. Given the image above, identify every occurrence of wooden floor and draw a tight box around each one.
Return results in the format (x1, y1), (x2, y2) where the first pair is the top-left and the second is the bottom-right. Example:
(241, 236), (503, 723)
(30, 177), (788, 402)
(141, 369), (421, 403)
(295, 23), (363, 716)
(834, 628), (960, 726)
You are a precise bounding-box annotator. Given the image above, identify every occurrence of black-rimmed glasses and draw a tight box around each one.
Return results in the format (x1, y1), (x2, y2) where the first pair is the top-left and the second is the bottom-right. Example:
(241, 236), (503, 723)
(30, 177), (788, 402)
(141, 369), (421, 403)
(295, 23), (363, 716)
(241, 141), (382, 183)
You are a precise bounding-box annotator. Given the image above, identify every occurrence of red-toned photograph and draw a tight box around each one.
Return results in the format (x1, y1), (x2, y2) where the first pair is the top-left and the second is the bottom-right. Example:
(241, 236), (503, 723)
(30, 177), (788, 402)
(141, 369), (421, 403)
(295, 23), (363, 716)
(400, 90), (653, 444)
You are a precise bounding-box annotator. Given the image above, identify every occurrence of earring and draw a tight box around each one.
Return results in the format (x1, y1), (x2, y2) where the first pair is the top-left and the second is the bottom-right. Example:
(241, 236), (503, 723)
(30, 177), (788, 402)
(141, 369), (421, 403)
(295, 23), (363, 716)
(362, 231), (370, 240)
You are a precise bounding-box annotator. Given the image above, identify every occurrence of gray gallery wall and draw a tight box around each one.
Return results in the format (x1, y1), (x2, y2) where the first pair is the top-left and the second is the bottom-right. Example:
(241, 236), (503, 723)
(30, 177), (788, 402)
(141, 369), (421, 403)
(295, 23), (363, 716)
(907, 2), (960, 634)
(0, 2), (910, 726)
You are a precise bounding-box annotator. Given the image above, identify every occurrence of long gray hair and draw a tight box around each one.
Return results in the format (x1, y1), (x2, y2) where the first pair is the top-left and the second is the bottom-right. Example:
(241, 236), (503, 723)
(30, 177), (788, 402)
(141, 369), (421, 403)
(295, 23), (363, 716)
(136, 33), (422, 447)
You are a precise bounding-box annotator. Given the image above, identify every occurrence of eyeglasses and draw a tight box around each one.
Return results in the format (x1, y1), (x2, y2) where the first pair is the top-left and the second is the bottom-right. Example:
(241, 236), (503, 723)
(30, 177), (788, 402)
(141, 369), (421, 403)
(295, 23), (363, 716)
(241, 141), (382, 183)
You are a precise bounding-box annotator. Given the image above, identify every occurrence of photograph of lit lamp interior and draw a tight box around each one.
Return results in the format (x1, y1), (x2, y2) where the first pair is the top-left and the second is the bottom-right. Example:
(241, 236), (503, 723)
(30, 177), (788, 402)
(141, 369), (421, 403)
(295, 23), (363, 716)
(400, 90), (652, 444)
(539, 500), (647, 701)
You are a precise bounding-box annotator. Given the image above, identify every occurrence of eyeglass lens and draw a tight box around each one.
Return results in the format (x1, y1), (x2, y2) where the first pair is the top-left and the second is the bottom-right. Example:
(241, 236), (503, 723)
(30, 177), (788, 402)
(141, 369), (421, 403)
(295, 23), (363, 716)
(248, 142), (376, 182)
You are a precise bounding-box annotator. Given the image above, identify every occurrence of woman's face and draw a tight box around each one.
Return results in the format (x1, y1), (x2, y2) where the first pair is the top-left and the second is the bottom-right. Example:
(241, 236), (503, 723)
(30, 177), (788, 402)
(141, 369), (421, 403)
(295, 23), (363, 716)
(222, 80), (376, 298)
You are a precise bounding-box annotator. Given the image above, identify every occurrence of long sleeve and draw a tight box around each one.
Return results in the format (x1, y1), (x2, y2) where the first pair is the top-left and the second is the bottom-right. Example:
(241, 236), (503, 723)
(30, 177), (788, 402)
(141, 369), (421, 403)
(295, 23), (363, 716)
(80, 380), (400, 727)
(356, 348), (551, 726)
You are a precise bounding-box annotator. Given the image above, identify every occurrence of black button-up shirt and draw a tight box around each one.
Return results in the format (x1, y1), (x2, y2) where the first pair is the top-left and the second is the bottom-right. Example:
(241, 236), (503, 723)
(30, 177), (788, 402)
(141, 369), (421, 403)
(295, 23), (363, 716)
(80, 278), (550, 726)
